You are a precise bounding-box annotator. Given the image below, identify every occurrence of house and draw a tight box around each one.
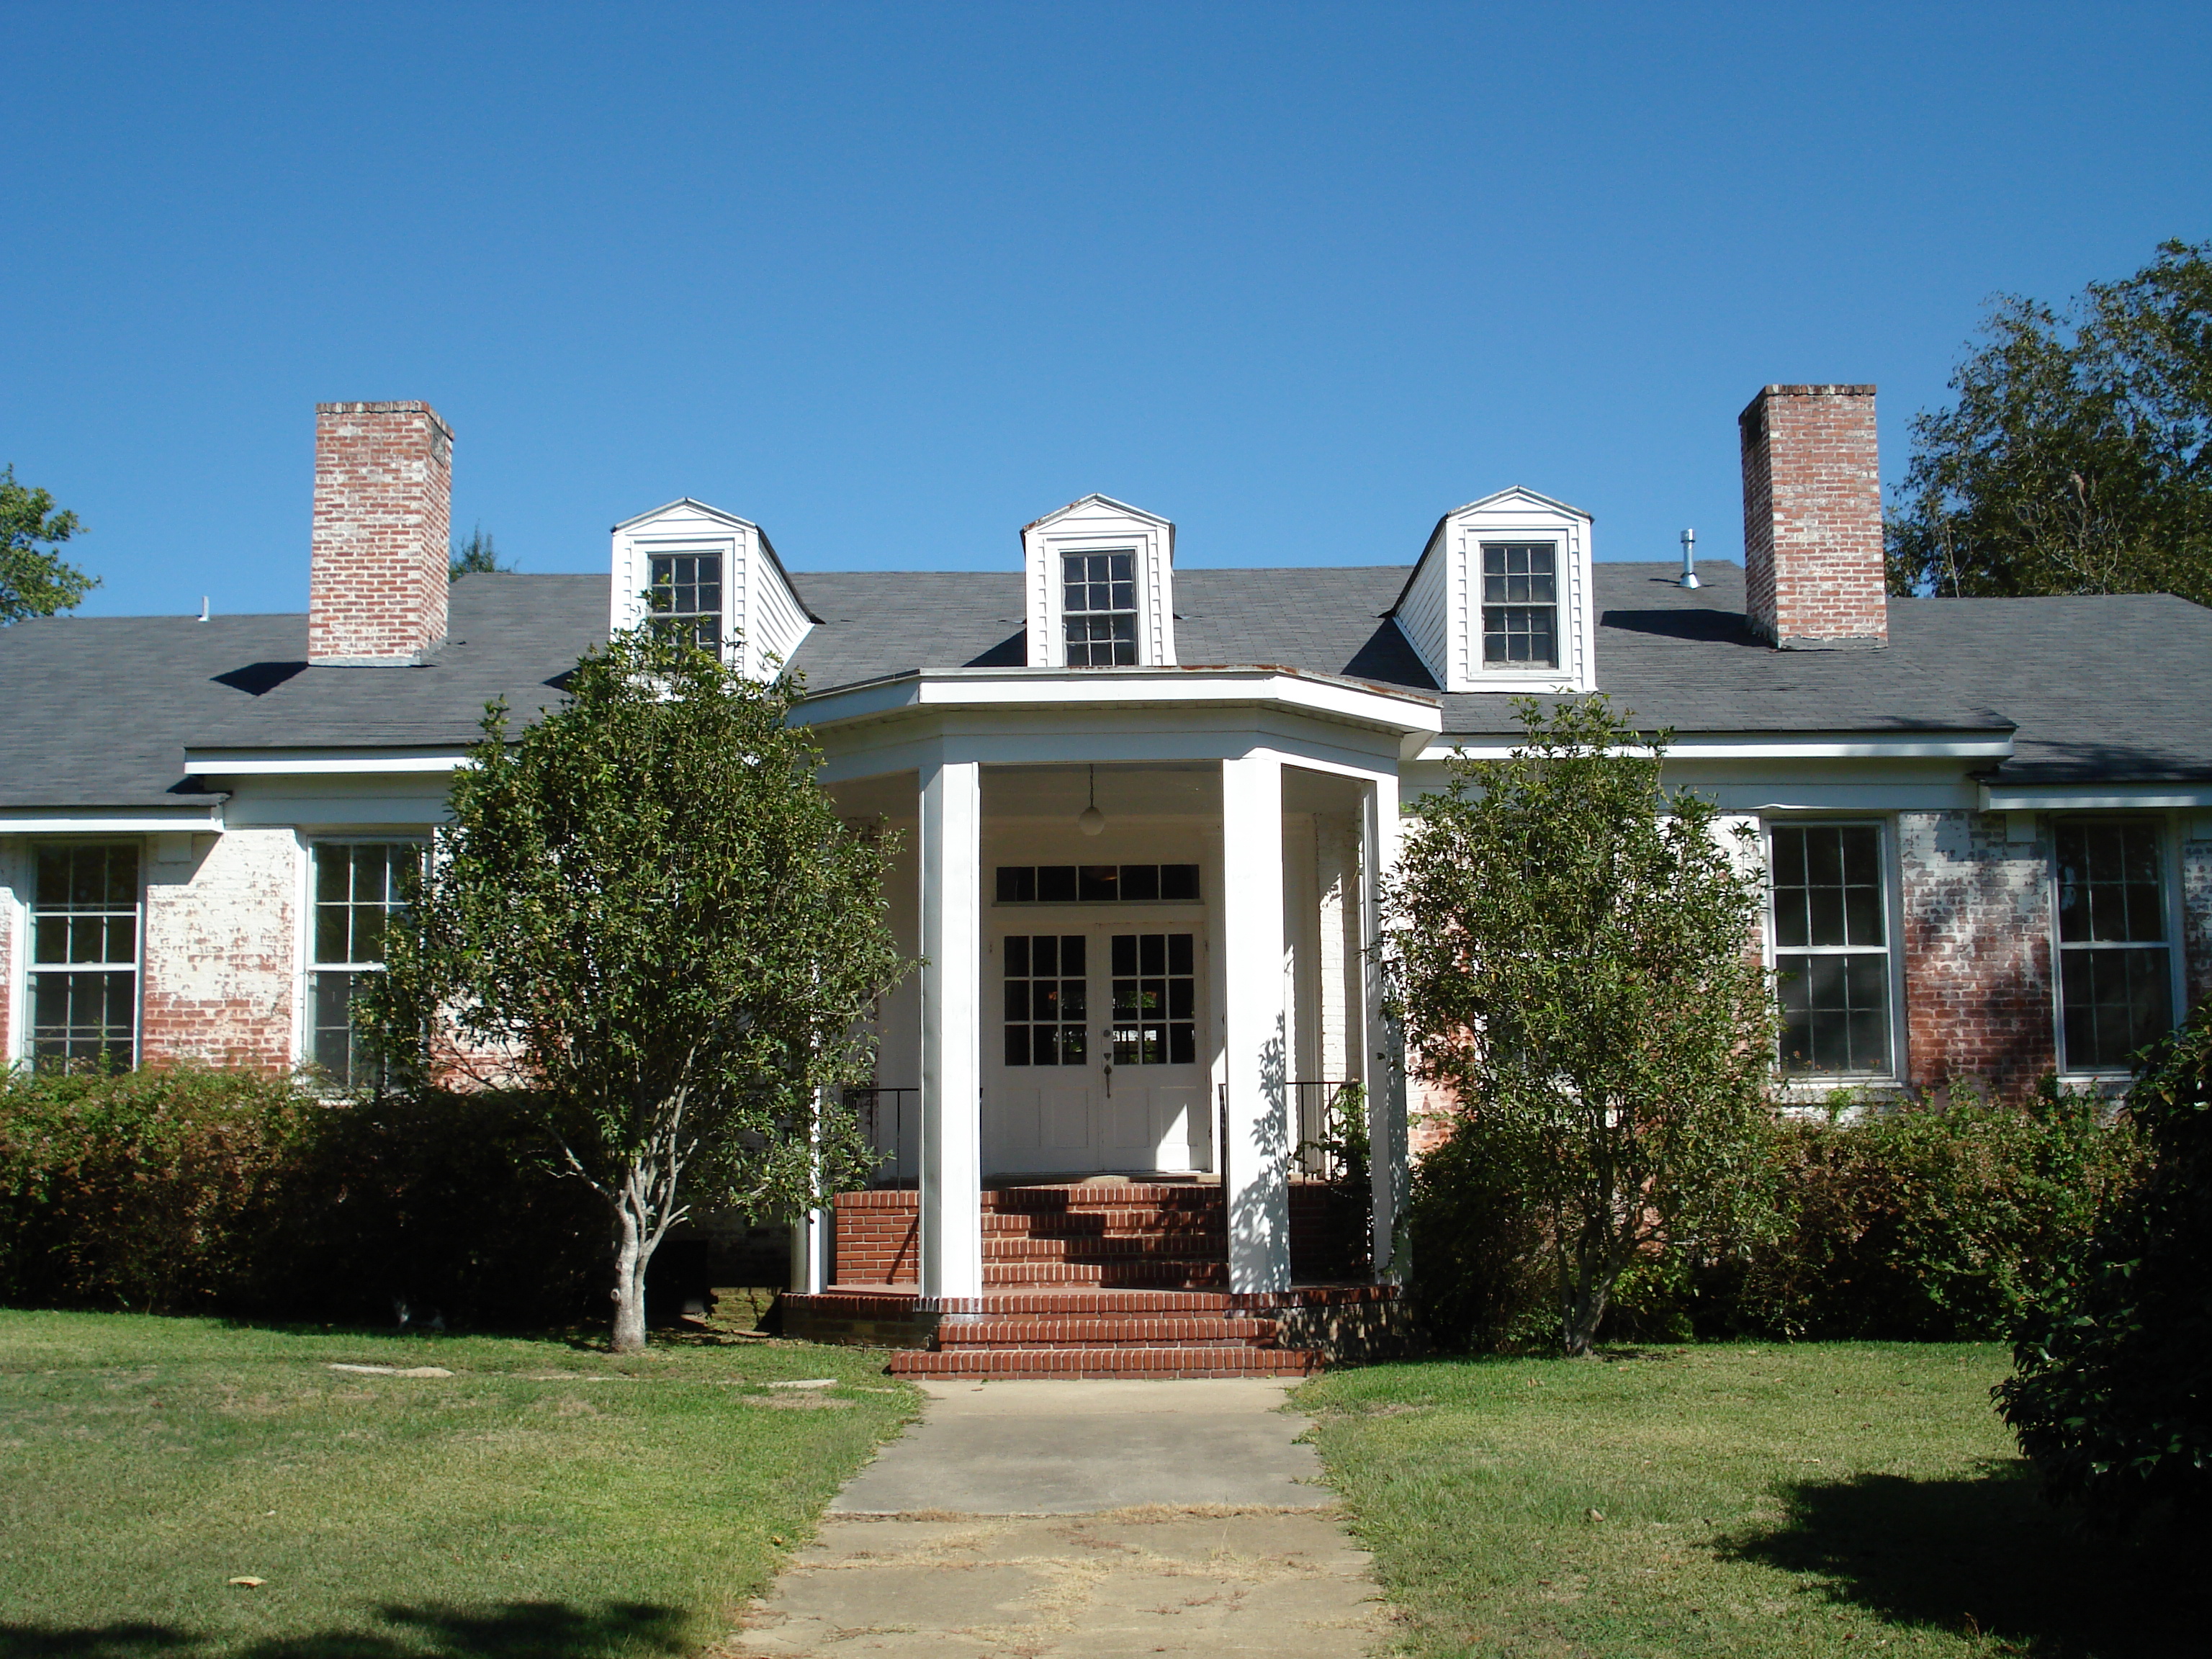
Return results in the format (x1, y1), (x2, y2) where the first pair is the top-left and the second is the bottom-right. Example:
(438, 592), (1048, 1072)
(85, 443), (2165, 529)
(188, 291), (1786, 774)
(3, 389), (2208, 1374)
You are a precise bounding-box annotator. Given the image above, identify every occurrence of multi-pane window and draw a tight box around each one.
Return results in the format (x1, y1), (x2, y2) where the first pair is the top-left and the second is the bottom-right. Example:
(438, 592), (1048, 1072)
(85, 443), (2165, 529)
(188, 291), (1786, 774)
(1771, 824), (1893, 1075)
(647, 552), (724, 654)
(994, 864), (1201, 903)
(2055, 822), (2172, 1071)
(1063, 551), (1138, 667)
(1480, 543), (1559, 668)
(310, 842), (422, 1087)
(29, 844), (140, 1071)
(1111, 933), (1195, 1066)
(1004, 935), (1087, 1066)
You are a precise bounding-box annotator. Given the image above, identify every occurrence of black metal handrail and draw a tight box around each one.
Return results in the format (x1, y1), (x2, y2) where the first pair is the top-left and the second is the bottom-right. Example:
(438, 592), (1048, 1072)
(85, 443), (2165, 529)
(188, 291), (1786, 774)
(842, 1086), (919, 1187)
(1291, 1079), (1365, 1184)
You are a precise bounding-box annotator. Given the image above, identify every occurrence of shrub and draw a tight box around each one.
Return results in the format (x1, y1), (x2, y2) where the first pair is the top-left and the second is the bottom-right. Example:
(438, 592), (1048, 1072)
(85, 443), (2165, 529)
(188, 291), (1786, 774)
(1405, 1079), (2144, 1352)
(1729, 1081), (2142, 1341)
(1998, 1007), (2212, 1525)
(0, 1066), (305, 1312)
(0, 1066), (607, 1326)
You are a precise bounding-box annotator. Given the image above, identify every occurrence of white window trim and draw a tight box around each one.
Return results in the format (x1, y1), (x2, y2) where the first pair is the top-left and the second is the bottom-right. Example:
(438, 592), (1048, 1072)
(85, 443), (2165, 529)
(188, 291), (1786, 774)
(2046, 811), (2185, 1083)
(1473, 539), (1568, 678)
(19, 837), (146, 1070)
(1763, 815), (1907, 1091)
(302, 837), (429, 1082)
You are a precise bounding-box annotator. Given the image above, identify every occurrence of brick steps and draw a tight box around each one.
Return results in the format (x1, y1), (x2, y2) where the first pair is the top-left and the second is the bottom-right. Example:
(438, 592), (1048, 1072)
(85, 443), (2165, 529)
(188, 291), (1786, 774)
(823, 1182), (1380, 1377)
(934, 1314), (1279, 1348)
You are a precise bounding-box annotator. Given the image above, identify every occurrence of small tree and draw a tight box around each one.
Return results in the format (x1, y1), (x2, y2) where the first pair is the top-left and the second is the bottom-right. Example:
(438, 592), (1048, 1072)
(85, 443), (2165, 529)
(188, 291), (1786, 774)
(369, 627), (909, 1352)
(449, 524), (515, 580)
(1386, 696), (1779, 1355)
(1997, 1001), (2211, 1526)
(1, 465), (98, 622)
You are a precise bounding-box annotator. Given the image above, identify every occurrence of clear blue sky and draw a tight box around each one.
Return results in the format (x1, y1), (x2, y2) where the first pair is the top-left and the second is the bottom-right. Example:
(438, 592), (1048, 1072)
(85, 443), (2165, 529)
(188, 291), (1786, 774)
(6, 2), (2208, 619)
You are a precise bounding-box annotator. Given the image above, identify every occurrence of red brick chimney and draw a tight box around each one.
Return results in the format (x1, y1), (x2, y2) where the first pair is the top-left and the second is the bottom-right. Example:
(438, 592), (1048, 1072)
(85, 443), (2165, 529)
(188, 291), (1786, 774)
(1738, 385), (1887, 649)
(308, 401), (453, 665)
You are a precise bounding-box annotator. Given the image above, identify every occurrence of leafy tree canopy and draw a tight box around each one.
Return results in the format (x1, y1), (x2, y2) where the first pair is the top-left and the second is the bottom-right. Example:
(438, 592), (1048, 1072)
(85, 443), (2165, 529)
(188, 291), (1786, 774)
(1385, 696), (1779, 1355)
(1, 465), (99, 623)
(369, 627), (909, 1351)
(449, 523), (516, 580)
(1887, 239), (2212, 605)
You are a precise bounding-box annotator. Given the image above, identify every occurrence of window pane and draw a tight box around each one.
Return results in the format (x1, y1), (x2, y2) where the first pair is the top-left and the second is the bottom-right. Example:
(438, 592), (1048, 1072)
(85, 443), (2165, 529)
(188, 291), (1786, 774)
(1119, 864), (1159, 901)
(1771, 825), (1884, 949)
(2060, 945), (2172, 1071)
(1777, 950), (1891, 1074)
(1161, 865), (1200, 902)
(2057, 823), (2165, 944)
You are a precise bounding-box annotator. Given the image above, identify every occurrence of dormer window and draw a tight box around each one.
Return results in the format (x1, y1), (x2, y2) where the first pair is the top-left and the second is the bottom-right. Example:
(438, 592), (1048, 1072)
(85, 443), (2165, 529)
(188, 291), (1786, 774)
(1388, 487), (1595, 693)
(1481, 543), (1558, 669)
(1063, 551), (1138, 666)
(648, 552), (724, 654)
(609, 499), (817, 681)
(1022, 495), (1177, 668)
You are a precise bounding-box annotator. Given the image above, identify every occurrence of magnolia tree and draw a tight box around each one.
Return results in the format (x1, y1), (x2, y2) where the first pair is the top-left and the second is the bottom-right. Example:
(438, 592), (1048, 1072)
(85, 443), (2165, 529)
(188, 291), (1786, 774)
(369, 628), (909, 1352)
(1385, 696), (1779, 1355)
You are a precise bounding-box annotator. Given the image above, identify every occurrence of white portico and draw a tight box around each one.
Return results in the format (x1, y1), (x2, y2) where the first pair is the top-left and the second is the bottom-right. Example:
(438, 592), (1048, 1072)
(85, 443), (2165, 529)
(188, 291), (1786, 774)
(794, 667), (1440, 1298)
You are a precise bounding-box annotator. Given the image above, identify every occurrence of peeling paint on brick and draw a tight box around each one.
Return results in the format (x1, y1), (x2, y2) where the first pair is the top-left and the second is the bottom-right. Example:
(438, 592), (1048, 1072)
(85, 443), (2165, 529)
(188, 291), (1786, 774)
(140, 830), (299, 1074)
(2184, 835), (2212, 1016)
(1899, 810), (2056, 1094)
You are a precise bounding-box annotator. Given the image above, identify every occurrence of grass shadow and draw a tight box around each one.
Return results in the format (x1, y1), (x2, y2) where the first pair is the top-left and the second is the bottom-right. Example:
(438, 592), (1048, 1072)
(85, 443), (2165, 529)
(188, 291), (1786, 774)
(1725, 1460), (2207, 1656)
(0, 1602), (690, 1659)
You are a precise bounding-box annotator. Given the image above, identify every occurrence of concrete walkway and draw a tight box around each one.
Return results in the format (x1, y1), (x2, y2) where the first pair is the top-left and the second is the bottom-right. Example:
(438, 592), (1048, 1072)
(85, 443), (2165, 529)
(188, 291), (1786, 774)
(728, 1378), (1390, 1658)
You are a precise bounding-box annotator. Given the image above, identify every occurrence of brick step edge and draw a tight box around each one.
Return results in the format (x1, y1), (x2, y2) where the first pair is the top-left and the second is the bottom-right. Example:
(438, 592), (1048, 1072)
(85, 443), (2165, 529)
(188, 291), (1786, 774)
(984, 1264), (1230, 1287)
(934, 1316), (1280, 1346)
(887, 1347), (1323, 1377)
(982, 1238), (1226, 1260)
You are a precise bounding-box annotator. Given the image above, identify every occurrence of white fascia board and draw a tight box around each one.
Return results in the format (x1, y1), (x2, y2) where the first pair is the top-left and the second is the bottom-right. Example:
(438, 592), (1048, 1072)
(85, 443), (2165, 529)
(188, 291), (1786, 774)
(184, 749), (469, 777)
(796, 669), (1442, 737)
(1980, 781), (2212, 810)
(610, 497), (757, 535)
(0, 807), (226, 833)
(1421, 731), (2017, 763)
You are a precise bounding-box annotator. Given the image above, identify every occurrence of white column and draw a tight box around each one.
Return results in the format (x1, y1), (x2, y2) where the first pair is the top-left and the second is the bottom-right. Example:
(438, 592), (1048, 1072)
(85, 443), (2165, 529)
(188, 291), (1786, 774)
(788, 1089), (832, 1294)
(1362, 770), (1408, 1280)
(1220, 752), (1291, 1293)
(919, 755), (984, 1300)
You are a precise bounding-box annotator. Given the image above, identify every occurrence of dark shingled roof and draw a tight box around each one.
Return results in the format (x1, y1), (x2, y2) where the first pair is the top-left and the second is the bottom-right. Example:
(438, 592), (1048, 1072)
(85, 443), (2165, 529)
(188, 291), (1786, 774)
(3, 561), (2206, 809)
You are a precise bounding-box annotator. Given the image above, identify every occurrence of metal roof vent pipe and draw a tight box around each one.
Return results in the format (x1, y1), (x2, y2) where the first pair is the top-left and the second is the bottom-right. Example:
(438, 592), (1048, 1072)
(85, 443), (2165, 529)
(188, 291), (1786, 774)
(1677, 527), (1701, 589)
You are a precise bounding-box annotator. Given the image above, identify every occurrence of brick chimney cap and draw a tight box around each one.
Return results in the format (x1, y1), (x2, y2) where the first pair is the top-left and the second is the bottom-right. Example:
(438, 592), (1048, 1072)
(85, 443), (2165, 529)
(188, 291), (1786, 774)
(315, 400), (454, 436)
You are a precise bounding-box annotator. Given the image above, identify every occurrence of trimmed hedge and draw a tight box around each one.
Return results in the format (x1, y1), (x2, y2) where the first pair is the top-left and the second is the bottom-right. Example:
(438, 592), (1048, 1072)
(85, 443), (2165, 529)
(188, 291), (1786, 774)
(1408, 1079), (2146, 1352)
(0, 1066), (606, 1327)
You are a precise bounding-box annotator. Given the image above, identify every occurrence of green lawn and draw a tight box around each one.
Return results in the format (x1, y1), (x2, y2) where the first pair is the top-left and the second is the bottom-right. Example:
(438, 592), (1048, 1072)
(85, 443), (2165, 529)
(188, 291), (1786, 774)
(0, 1309), (917, 1658)
(1294, 1343), (2203, 1658)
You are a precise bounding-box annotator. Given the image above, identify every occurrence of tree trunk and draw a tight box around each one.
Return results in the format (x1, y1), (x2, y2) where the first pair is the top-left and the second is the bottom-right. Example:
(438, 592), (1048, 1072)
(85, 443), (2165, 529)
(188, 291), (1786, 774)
(610, 1177), (655, 1354)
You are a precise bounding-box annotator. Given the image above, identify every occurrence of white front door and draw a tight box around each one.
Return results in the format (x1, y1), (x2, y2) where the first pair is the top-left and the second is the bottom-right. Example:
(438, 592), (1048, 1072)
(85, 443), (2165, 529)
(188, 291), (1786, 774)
(985, 921), (1210, 1176)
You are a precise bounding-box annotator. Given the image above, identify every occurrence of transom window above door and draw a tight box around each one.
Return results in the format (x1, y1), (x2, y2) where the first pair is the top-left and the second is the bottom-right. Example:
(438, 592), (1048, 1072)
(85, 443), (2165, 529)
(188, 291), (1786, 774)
(1111, 933), (1195, 1065)
(1003, 935), (1088, 1066)
(1063, 551), (1138, 667)
(995, 864), (1200, 903)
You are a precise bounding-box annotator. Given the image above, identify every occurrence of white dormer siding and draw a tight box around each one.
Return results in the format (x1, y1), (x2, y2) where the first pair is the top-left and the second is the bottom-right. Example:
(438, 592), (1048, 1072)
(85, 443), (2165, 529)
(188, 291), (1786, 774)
(1022, 495), (1177, 668)
(609, 498), (815, 680)
(1390, 487), (1596, 694)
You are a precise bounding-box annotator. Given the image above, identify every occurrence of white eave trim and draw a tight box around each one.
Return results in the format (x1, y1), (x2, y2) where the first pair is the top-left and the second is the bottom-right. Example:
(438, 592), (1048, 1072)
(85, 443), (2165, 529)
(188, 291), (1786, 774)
(184, 748), (469, 777)
(1421, 731), (2018, 763)
(796, 667), (1443, 736)
(0, 806), (227, 833)
(1980, 781), (2212, 810)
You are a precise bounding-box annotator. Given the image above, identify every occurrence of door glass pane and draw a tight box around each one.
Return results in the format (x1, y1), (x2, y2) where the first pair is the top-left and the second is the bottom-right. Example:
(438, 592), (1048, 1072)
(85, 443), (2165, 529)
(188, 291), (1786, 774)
(1003, 935), (1087, 1066)
(1112, 933), (1195, 1066)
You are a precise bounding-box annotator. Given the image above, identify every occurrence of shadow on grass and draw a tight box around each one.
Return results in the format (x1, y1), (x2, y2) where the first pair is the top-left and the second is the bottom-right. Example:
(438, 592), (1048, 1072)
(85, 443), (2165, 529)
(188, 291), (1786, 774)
(0, 1602), (689, 1659)
(1726, 1460), (2206, 1657)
